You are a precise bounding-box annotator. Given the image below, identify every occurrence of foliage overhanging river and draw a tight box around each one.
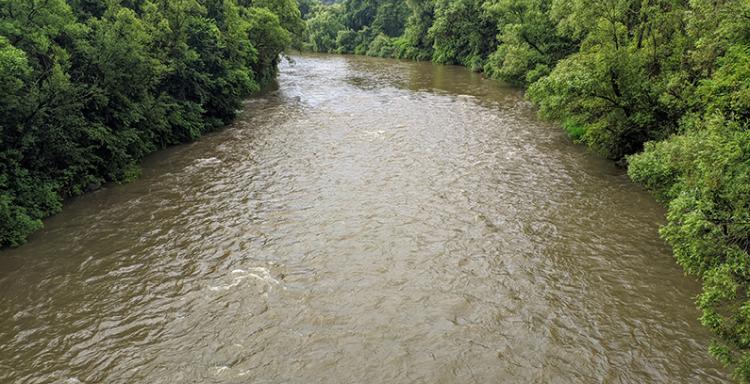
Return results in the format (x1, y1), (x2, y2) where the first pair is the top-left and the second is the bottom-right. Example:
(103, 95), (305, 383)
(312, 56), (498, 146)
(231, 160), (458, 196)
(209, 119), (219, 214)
(0, 54), (731, 383)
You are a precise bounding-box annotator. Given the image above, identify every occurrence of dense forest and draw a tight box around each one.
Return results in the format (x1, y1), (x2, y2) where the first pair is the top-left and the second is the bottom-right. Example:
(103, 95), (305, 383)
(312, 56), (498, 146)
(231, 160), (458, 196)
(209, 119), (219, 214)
(0, 0), (302, 246)
(298, 0), (750, 380)
(2, 0), (749, 381)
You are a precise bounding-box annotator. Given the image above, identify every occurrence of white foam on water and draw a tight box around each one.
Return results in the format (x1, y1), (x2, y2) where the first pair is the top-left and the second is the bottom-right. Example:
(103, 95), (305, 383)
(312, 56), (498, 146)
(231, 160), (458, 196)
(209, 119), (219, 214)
(208, 267), (280, 292)
(246, 267), (280, 286)
(187, 157), (224, 172)
(213, 366), (231, 374)
(363, 129), (386, 138)
(208, 273), (248, 292)
(196, 157), (222, 165)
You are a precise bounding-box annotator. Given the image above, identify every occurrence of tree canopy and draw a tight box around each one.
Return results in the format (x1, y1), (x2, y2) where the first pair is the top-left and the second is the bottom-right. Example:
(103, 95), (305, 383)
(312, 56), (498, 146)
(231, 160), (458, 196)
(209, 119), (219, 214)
(0, 0), (302, 246)
(2, 0), (750, 380)
(299, 0), (750, 380)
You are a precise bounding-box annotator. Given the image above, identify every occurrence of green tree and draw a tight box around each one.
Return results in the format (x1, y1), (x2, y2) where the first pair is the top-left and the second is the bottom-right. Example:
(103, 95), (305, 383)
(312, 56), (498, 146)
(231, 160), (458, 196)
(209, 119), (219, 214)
(528, 0), (689, 160)
(305, 4), (345, 52)
(628, 1), (750, 380)
(395, 0), (435, 59)
(429, 0), (496, 70)
(0, 0), (301, 246)
(482, 0), (577, 84)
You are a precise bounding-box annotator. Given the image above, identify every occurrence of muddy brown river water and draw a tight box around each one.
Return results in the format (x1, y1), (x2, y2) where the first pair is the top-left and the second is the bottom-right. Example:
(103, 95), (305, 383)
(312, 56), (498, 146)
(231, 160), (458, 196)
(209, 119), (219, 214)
(0, 54), (731, 383)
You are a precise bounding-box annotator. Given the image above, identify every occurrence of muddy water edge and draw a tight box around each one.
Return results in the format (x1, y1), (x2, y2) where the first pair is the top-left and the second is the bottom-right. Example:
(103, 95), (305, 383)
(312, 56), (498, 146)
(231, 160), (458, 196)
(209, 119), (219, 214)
(0, 54), (731, 383)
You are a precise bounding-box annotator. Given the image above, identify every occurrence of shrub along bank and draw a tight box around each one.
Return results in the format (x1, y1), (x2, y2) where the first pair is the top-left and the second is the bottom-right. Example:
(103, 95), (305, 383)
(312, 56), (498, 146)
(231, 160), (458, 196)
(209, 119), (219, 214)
(299, 0), (750, 380)
(0, 0), (302, 246)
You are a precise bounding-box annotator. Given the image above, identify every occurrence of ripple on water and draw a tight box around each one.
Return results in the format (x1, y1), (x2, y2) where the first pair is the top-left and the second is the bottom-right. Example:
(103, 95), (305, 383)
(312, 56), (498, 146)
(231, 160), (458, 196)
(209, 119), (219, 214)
(0, 54), (731, 383)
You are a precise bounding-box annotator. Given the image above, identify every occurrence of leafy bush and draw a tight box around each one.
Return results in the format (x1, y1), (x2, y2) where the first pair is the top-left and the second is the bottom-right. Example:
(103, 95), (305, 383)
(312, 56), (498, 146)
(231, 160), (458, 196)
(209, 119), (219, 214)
(629, 41), (750, 380)
(366, 33), (395, 57)
(297, 0), (750, 379)
(0, 0), (301, 246)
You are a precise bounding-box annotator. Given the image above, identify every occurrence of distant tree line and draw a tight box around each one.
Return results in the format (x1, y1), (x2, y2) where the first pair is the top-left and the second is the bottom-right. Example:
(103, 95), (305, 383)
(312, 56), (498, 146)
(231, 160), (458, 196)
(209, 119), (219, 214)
(299, 0), (750, 380)
(2, 0), (750, 379)
(0, 0), (302, 246)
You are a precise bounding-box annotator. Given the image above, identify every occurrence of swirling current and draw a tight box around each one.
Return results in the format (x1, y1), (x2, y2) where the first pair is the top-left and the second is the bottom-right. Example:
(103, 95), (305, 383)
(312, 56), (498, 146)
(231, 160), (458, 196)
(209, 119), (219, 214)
(0, 54), (731, 383)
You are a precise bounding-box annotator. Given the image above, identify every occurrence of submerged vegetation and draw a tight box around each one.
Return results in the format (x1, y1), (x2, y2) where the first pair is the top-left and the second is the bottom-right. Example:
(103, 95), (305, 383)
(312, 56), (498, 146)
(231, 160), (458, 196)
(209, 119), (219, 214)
(298, 0), (750, 380)
(0, 0), (302, 246)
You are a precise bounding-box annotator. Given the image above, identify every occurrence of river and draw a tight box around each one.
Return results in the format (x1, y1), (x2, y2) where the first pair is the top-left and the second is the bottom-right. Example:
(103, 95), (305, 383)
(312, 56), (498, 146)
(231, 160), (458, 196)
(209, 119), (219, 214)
(0, 54), (730, 383)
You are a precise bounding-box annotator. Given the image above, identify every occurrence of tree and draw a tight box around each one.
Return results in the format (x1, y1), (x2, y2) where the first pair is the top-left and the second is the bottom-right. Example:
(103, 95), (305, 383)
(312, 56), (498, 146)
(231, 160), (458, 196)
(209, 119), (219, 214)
(528, 0), (689, 160)
(628, 2), (750, 380)
(0, 0), (302, 246)
(429, 0), (496, 70)
(483, 0), (577, 84)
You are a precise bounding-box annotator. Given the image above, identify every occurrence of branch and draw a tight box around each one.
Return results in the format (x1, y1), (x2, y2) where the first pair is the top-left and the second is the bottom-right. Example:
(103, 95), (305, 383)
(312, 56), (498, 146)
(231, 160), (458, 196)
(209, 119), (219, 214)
(520, 32), (545, 56)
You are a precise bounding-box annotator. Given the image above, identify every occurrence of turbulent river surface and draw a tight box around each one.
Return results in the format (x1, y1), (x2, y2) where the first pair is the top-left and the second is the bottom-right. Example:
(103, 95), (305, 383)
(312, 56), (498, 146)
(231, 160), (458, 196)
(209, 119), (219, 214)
(0, 54), (731, 383)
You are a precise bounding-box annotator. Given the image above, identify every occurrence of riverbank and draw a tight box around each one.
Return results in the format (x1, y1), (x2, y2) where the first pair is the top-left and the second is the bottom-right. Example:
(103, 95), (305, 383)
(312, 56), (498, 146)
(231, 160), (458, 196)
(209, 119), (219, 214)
(300, 1), (750, 378)
(0, 54), (729, 383)
(0, 0), (302, 247)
